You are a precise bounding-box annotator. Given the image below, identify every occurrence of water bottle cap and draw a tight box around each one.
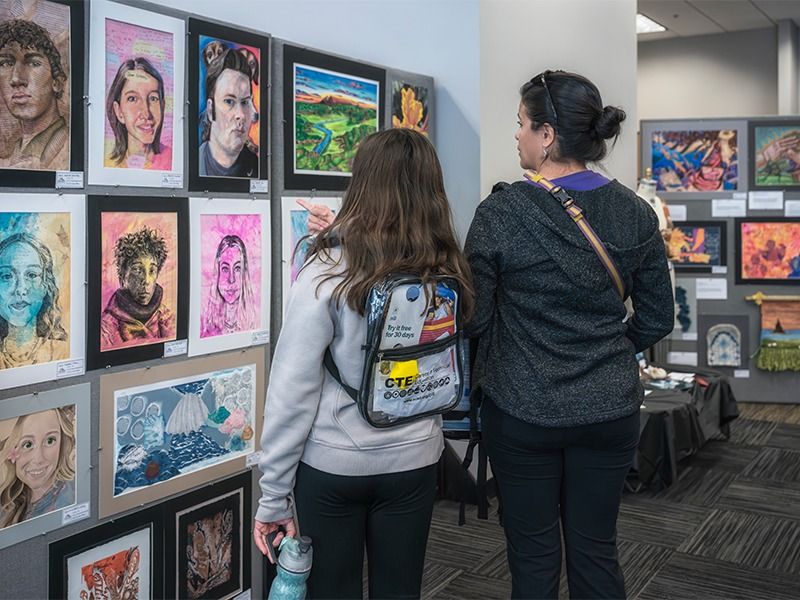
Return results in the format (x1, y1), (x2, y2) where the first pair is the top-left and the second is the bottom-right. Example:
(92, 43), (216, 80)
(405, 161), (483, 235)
(278, 536), (313, 574)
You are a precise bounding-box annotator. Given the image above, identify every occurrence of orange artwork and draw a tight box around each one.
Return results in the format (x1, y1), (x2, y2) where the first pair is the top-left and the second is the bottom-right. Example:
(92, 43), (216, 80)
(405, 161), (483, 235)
(391, 82), (429, 137)
(738, 220), (800, 282)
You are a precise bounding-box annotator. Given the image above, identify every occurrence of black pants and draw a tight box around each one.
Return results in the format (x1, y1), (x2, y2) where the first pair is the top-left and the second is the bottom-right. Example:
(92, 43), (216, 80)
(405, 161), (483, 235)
(293, 461), (437, 599)
(482, 397), (639, 600)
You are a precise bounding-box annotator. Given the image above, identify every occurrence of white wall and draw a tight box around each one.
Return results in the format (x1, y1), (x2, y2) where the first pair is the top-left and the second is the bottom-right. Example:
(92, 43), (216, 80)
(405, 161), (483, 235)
(156, 0), (481, 239)
(479, 0), (638, 196)
(638, 27), (778, 121)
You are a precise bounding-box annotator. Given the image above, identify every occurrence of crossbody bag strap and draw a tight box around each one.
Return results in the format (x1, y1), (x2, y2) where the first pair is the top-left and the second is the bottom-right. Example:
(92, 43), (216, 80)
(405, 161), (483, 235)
(523, 170), (625, 299)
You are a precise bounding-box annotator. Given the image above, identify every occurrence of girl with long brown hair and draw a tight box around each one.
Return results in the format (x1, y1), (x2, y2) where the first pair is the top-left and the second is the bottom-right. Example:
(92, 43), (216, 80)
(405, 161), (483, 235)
(253, 128), (472, 598)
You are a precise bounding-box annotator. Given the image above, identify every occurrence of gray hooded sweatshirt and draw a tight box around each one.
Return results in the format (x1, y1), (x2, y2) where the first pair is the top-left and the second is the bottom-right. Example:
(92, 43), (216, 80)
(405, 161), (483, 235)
(256, 251), (443, 523)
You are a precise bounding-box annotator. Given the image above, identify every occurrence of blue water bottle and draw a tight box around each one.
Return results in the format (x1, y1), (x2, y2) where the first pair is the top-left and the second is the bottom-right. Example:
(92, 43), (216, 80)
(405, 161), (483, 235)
(267, 533), (313, 600)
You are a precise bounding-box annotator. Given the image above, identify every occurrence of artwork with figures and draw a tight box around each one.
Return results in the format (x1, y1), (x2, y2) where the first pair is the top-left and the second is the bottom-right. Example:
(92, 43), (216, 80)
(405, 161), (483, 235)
(0, 383), (89, 551)
(0, 405), (76, 531)
(669, 277), (697, 340)
(280, 196), (341, 311)
(0, 211), (70, 369)
(391, 81), (429, 137)
(88, 1), (184, 186)
(200, 214), (262, 339)
(111, 365), (256, 502)
(189, 198), (270, 357)
(706, 323), (742, 367)
(757, 300), (800, 372)
(668, 221), (726, 272)
(0, 0), (72, 172)
(751, 120), (800, 189)
(651, 129), (738, 192)
(736, 218), (800, 284)
(100, 211), (178, 352)
(0, 195), (85, 389)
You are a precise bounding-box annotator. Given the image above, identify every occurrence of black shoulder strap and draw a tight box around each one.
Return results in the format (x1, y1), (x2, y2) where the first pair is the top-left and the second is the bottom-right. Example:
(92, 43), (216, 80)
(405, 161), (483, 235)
(323, 348), (359, 401)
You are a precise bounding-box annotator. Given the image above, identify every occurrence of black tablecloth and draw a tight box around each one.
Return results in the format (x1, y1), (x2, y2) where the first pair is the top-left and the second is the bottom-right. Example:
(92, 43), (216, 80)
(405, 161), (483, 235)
(628, 365), (739, 491)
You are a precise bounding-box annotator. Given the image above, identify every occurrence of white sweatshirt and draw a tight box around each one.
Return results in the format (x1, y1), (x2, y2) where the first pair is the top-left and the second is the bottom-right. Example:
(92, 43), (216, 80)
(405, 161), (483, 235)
(255, 251), (444, 523)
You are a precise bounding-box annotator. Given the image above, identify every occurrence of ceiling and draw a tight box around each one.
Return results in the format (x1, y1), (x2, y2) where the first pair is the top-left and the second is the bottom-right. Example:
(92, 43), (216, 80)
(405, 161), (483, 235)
(638, 0), (800, 42)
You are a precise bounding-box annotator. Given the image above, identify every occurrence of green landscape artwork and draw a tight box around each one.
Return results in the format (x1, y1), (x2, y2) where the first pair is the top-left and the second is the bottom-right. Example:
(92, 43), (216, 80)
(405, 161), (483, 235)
(294, 63), (379, 175)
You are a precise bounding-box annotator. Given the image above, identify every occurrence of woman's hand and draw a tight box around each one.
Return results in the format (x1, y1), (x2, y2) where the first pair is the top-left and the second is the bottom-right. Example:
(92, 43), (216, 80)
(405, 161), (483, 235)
(253, 517), (297, 563)
(297, 198), (335, 234)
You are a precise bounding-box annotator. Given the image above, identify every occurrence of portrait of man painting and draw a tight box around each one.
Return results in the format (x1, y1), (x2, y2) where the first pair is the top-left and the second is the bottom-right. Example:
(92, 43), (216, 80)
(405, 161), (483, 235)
(200, 214), (262, 339)
(100, 213), (178, 352)
(0, 211), (70, 370)
(0, 404), (76, 531)
(0, 0), (71, 173)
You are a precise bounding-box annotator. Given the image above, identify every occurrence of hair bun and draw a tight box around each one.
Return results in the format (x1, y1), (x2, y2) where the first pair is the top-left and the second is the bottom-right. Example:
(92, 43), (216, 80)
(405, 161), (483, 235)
(593, 105), (626, 140)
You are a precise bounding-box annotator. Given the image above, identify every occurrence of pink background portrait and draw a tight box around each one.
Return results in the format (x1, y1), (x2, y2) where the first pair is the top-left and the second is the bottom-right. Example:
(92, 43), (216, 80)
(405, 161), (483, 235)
(199, 213), (262, 338)
(104, 18), (174, 170)
(100, 211), (178, 350)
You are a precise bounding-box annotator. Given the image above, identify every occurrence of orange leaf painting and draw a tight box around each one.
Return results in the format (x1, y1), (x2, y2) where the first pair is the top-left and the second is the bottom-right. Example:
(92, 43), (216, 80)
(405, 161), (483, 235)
(739, 220), (800, 281)
(391, 82), (429, 137)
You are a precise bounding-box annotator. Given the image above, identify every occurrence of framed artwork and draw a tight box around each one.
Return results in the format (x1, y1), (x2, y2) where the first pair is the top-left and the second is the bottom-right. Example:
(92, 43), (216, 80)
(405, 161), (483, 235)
(669, 277), (697, 341)
(86, 196), (189, 370)
(0, 0), (85, 188)
(165, 471), (252, 600)
(98, 347), (265, 518)
(640, 119), (747, 198)
(188, 198), (271, 357)
(88, 0), (185, 187)
(283, 43), (385, 191)
(698, 314), (749, 370)
(281, 195), (341, 312)
(0, 383), (89, 551)
(749, 119), (800, 190)
(735, 218), (800, 284)
(49, 504), (164, 599)
(387, 71), (433, 142)
(755, 299), (800, 372)
(668, 221), (727, 273)
(0, 194), (85, 389)
(187, 19), (269, 193)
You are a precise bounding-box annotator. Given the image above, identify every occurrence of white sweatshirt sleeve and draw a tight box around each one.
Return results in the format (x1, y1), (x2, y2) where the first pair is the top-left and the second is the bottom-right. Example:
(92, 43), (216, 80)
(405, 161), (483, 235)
(255, 259), (336, 523)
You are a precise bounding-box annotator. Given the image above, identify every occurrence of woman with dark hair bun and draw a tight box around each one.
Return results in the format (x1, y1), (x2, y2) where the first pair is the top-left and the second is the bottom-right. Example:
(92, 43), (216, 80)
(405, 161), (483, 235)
(465, 70), (674, 599)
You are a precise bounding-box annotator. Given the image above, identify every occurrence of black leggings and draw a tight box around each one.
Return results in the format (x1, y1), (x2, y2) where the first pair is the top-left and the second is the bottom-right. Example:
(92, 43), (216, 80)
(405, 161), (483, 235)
(482, 396), (640, 600)
(293, 461), (437, 599)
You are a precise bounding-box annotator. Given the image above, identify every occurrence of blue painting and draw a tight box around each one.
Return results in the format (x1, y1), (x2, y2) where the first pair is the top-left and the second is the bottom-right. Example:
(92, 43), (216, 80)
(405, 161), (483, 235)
(112, 365), (256, 497)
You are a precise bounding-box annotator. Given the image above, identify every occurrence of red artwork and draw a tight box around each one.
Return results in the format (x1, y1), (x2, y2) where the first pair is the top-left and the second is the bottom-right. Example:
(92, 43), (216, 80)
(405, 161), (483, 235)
(738, 220), (800, 282)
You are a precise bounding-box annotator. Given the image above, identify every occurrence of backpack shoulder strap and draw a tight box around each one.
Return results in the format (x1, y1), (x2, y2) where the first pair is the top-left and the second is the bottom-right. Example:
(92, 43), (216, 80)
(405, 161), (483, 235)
(323, 348), (359, 401)
(523, 170), (625, 299)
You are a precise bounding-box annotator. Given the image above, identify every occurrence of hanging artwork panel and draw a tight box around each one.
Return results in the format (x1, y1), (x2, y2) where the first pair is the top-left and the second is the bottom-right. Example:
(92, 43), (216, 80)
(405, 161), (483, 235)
(187, 18), (269, 193)
(388, 76), (432, 139)
(282, 43), (385, 191)
(98, 347), (265, 518)
(669, 277), (697, 341)
(88, 0), (184, 187)
(280, 195), (341, 313)
(0, 383), (89, 551)
(698, 314), (750, 370)
(749, 119), (800, 190)
(86, 196), (189, 370)
(0, 0), (85, 188)
(735, 218), (800, 285)
(755, 299), (800, 372)
(188, 198), (271, 357)
(165, 471), (251, 600)
(0, 194), (85, 389)
(48, 504), (164, 599)
(668, 221), (727, 273)
(640, 119), (748, 199)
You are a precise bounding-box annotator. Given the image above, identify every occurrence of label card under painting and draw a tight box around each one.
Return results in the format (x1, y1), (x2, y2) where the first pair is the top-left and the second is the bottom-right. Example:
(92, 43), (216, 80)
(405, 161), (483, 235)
(734, 369), (750, 378)
(57, 359), (86, 379)
(161, 173), (184, 188)
(62, 502), (90, 526)
(696, 278), (728, 300)
(249, 180), (269, 194)
(164, 339), (188, 357)
(712, 199), (746, 217)
(786, 200), (800, 218)
(749, 191), (784, 211)
(668, 351), (698, 366)
(55, 171), (84, 188)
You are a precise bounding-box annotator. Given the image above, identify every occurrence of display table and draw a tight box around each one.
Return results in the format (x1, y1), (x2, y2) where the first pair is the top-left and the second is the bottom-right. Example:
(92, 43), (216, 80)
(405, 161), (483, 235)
(627, 365), (740, 491)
